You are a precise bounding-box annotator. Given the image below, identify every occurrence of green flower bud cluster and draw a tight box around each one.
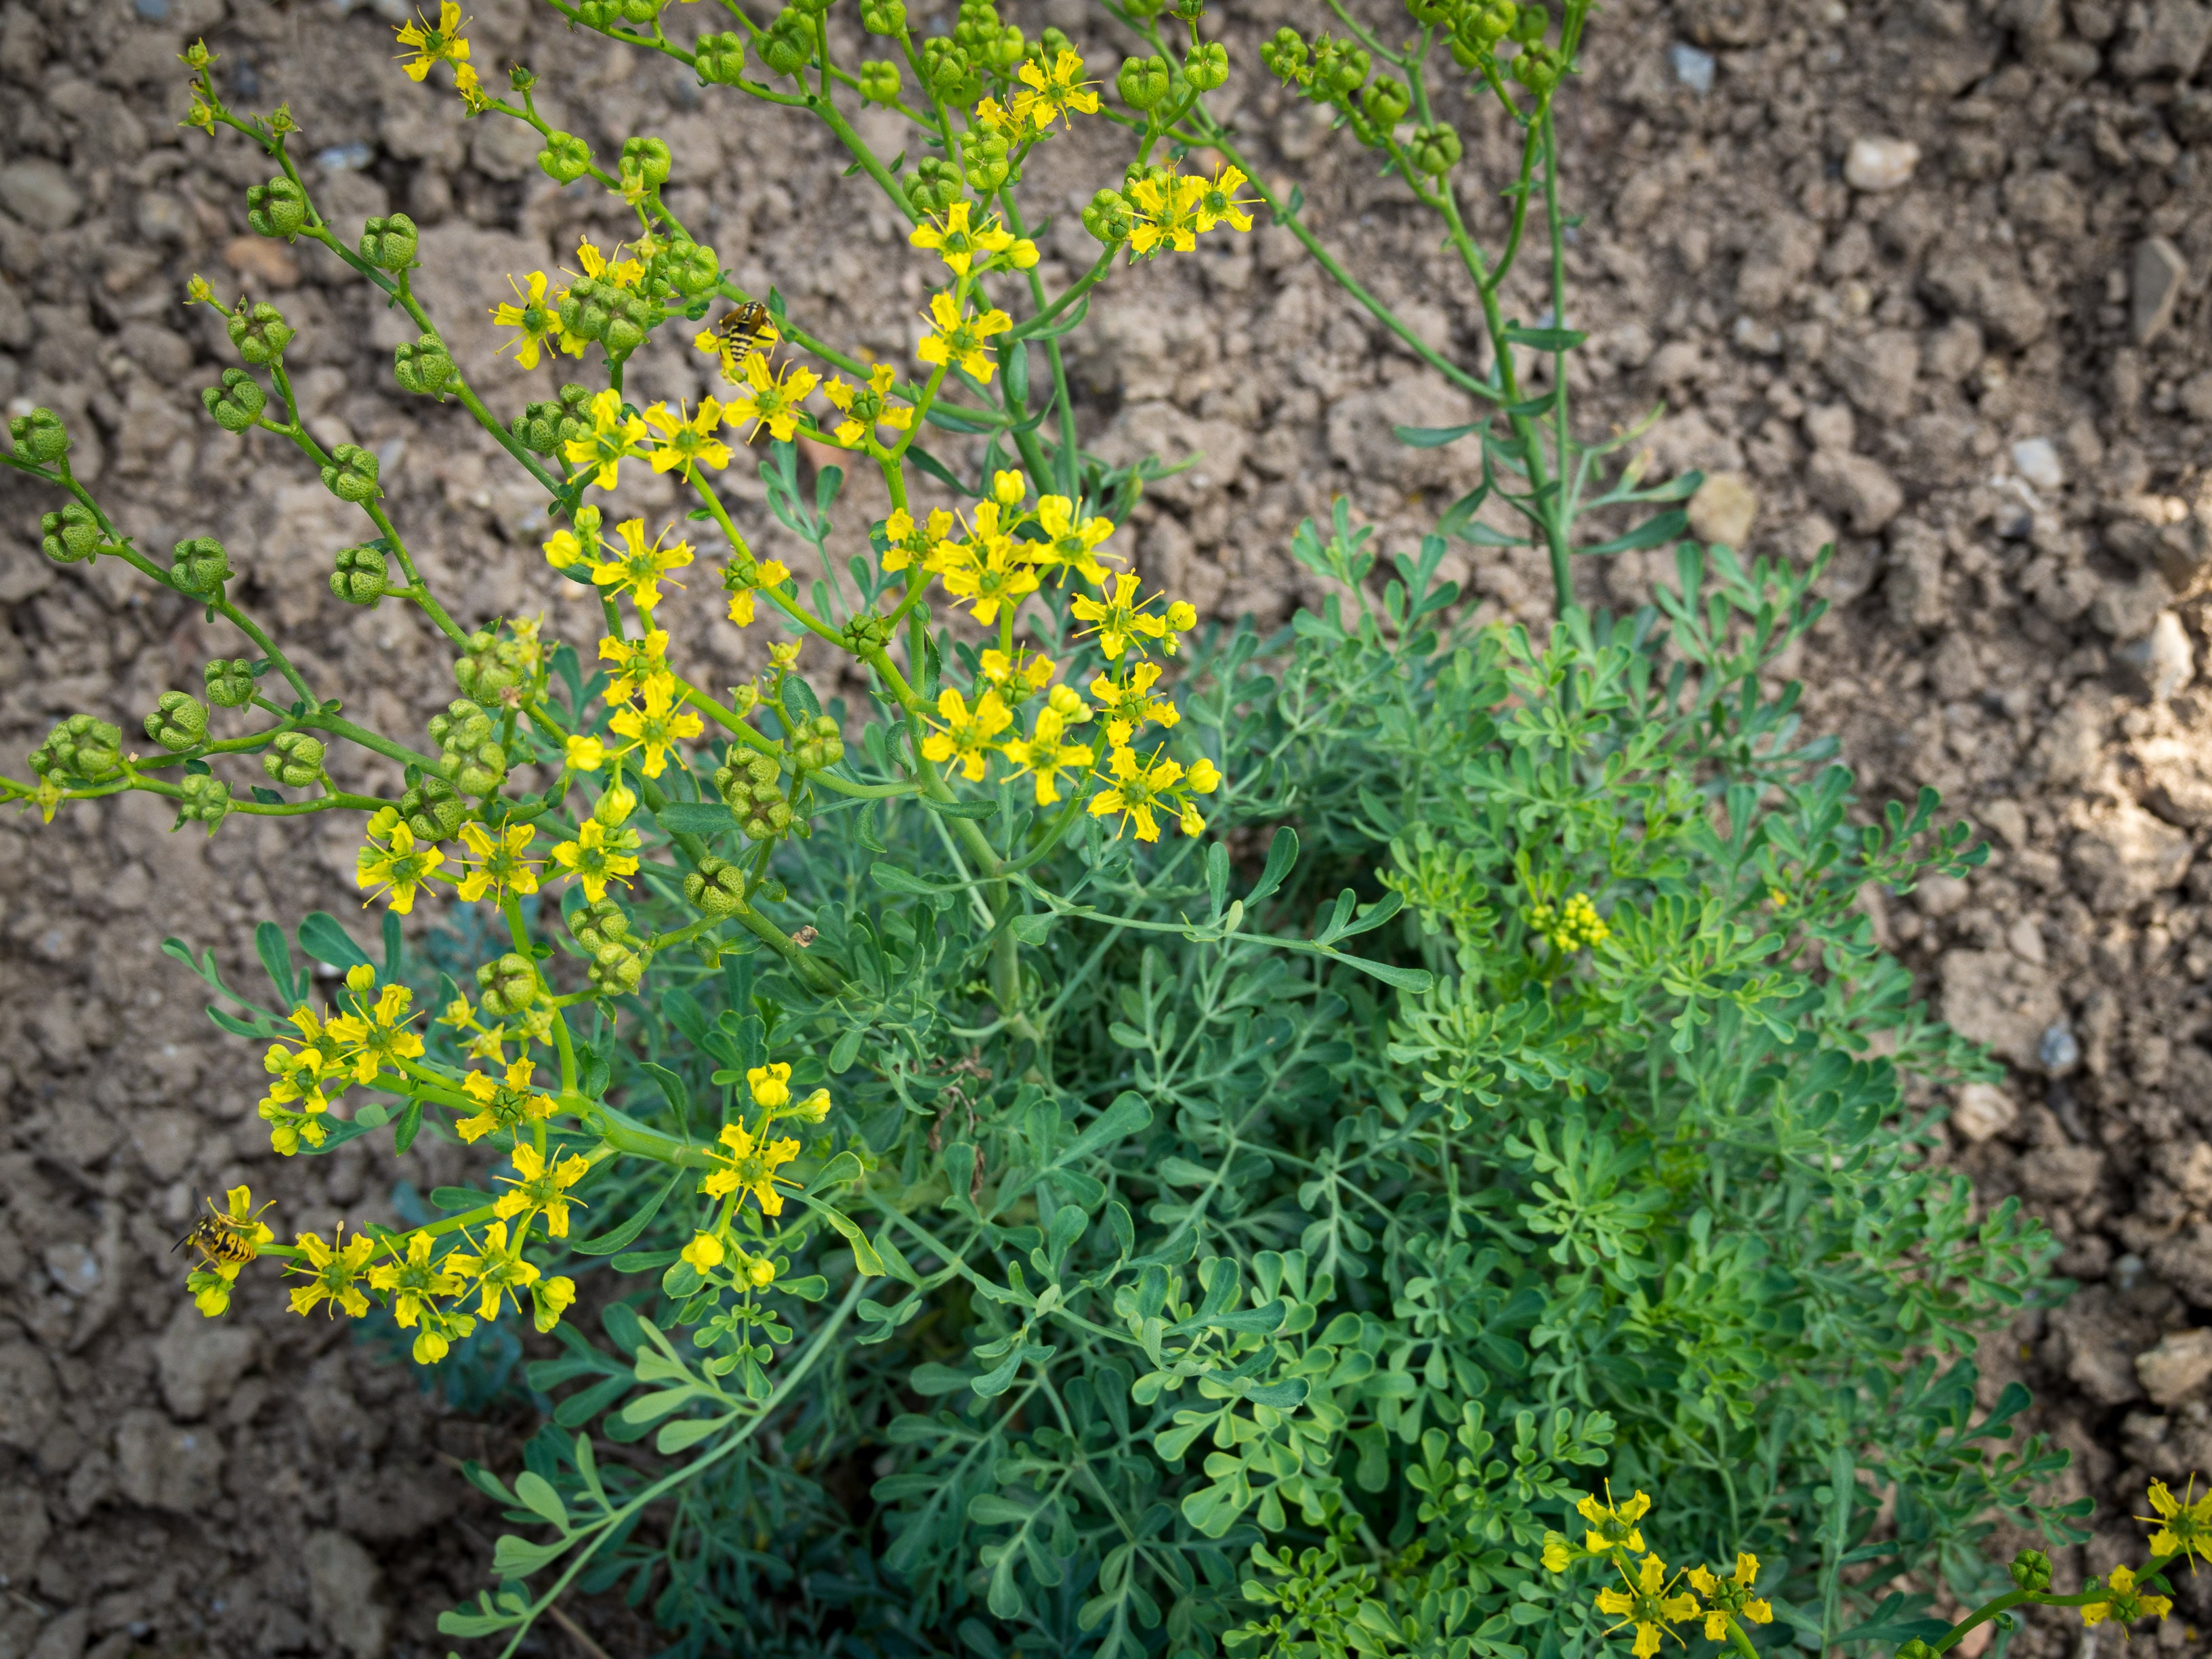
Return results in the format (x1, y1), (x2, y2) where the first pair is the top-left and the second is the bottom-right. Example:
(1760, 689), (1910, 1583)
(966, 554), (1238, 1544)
(29, 715), (124, 785)
(695, 33), (747, 83)
(178, 773), (232, 835)
(9, 407), (70, 463)
(1259, 28), (1309, 82)
(538, 131), (594, 184)
(393, 333), (455, 398)
(201, 367), (267, 434)
(227, 301), (295, 364)
(512, 383), (596, 457)
(953, 0), (1022, 71)
(40, 503), (106, 564)
(789, 714), (844, 772)
(262, 732), (325, 789)
(1117, 54), (1170, 110)
(558, 276), (663, 359)
(331, 541), (391, 606)
(476, 951), (541, 1018)
(919, 38), (980, 104)
(570, 900), (644, 995)
(170, 536), (232, 597)
(859, 0), (904, 33)
(1362, 75), (1411, 127)
(400, 774), (464, 841)
(961, 130), (1011, 193)
(1509, 39), (1560, 93)
(642, 238), (722, 301)
(144, 692), (209, 751)
(245, 177), (307, 240)
(906, 158), (964, 217)
(715, 753), (794, 842)
(454, 628), (535, 703)
(574, 0), (661, 24)
(1083, 188), (1133, 243)
(205, 658), (257, 708)
(1168, 0), (1204, 21)
(858, 59), (901, 102)
(320, 443), (381, 504)
(684, 853), (748, 917)
(358, 213), (419, 271)
(1406, 123), (1462, 173)
(428, 700), (507, 797)
(759, 9), (815, 77)
(619, 136), (672, 190)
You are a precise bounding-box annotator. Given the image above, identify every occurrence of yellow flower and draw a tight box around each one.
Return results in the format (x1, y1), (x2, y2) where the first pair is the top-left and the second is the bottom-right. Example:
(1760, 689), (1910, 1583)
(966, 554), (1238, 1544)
(1002, 701), (1095, 805)
(573, 235), (646, 291)
(724, 556), (793, 627)
(1090, 660), (1180, 747)
(442, 1219), (541, 1320)
(1070, 573), (1198, 660)
(530, 1276), (576, 1333)
(356, 805), (446, 914)
(939, 538), (1040, 626)
(543, 504), (602, 572)
(590, 518), (694, 612)
(749, 1062), (793, 1110)
(910, 202), (1016, 277)
(1129, 173), (1207, 257)
(326, 971), (424, 1084)
(979, 647), (1056, 709)
(917, 290), (1011, 383)
(455, 1057), (547, 1143)
(1687, 1555), (1772, 1641)
(682, 1230), (726, 1270)
(394, 1), (470, 81)
(701, 1121), (803, 1215)
(1192, 164), (1257, 234)
(882, 507), (952, 574)
(551, 817), (643, 902)
(921, 687), (1013, 781)
(565, 734), (606, 772)
(455, 820), (540, 904)
(564, 389), (648, 491)
(1031, 495), (1119, 586)
(490, 272), (582, 369)
(1578, 1484), (1653, 1556)
(598, 629), (671, 702)
(1089, 744), (1219, 842)
(2081, 1565), (2173, 1630)
(495, 1143), (593, 1238)
(288, 1225), (377, 1318)
(2142, 1477), (2212, 1570)
(1594, 1555), (1700, 1659)
(453, 59), (493, 113)
(644, 398), (732, 478)
(1018, 49), (1100, 127)
(820, 363), (913, 447)
(1542, 1533), (1576, 1574)
(608, 679), (704, 777)
(726, 353), (820, 442)
(367, 1230), (464, 1328)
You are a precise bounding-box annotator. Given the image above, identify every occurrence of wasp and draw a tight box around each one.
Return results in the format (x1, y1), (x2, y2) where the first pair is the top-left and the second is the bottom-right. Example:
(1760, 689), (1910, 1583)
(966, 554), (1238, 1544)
(173, 1197), (274, 1272)
(711, 299), (776, 383)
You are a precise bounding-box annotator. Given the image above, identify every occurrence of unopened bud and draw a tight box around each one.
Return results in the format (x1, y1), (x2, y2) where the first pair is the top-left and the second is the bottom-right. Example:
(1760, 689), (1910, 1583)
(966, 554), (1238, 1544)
(593, 784), (638, 826)
(144, 691), (209, 750)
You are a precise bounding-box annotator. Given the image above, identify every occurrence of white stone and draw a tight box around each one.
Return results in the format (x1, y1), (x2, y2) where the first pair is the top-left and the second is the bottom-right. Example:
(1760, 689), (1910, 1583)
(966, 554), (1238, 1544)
(2010, 437), (2064, 493)
(2137, 1328), (2212, 1407)
(2113, 610), (2196, 702)
(1688, 471), (1759, 549)
(1953, 1083), (2019, 1143)
(1844, 137), (1921, 192)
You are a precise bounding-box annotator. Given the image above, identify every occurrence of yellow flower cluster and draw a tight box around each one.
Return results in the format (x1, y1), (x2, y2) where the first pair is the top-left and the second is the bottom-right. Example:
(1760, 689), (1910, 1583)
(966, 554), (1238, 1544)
(1544, 1488), (1772, 1658)
(257, 966), (425, 1154)
(975, 49), (1102, 137)
(287, 1209), (577, 1364)
(1527, 891), (1610, 954)
(680, 1064), (833, 1288)
(1129, 165), (1257, 257)
(490, 236), (659, 372)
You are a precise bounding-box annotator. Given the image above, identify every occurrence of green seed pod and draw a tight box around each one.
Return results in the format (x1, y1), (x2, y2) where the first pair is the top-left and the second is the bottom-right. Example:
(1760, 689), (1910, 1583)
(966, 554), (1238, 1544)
(575, 0), (661, 23)
(858, 59), (901, 103)
(320, 443), (381, 504)
(1168, 0), (1203, 21)
(429, 699), (507, 797)
(262, 731), (325, 789)
(1082, 188), (1134, 243)
(145, 692), (209, 751)
(1510, 1), (1549, 41)
(331, 542), (390, 606)
(9, 407), (70, 463)
(1510, 43), (1558, 92)
(201, 366), (268, 434)
(976, 20), (1023, 70)
(650, 238), (721, 300)
(358, 213), (419, 271)
(537, 131), (594, 184)
(510, 383), (596, 458)
(683, 853), (749, 917)
(2008, 1551), (2053, 1593)
(1362, 75), (1411, 125)
(178, 772), (232, 835)
(400, 774), (464, 841)
(759, 9), (814, 76)
(245, 177), (308, 240)
(961, 130), (1011, 194)
(619, 136), (673, 189)
(392, 333), (455, 398)
(569, 898), (633, 954)
(1311, 37), (1371, 98)
(1117, 53), (1171, 110)
(918, 37), (979, 102)
(588, 941), (644, 996)
(39, 502), (104, 564)
(1184, 41), (1230, 92)
(906, 158), (964, 217)
(226, 301), (295, 365)
(1260, 28), (1310, 82)
(791, 713), (845, 772)
(1404, 0), (1455, 24)
(1406, 122), (1462, 175)
(475, 951), (541, 1017)
(694, 31), (747, 83)
(1457, 0), (1516, 49)
(859, 0), (904, 32)
(453, 629), (532, 703)
(170, 536), (232, 597)
(205, 658), (257, 709)
(714, 752), (795, 842)
(28, 714), (125, 784)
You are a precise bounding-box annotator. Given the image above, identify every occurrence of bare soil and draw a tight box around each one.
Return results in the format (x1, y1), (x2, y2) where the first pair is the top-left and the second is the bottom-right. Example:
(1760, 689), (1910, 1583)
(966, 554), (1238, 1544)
(5, 0), (2212, 1652)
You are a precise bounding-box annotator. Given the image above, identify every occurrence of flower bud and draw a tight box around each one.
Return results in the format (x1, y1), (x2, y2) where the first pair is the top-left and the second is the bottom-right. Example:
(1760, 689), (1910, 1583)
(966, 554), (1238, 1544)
(859, 0), (904, 31)
(320, 443), (381, 504)
(400, 774), (464, 841)
(588, 942), (645, 996)
(331, 542), (390, 605)
(179, 772), (232, 835)
(2009, 1551), (2053, 1593)
(226, 301), (295, 364)
(144, 691), (209, 751)
(569, 897), (633, 953)
(1260, 27), (1310, 82)
(358, 213), (419, 271)
(509, 62), (537, 91)
(205, 658), (257, 708)
(170, 536), (232, 597)
(537, 131), (594, 184)
(694, 32), (747, 83)
(619, 136), (673, 188)
(475, 951), (541, 1017)
(593, 783), (638, 826)
(29, 714), (125, 784)
(1117, 53), (1171, 110)
(759, 9), (814, 76)
(905, 158), (964, 217)
(791, 1086), (832, 1124)
(1184, 41), (1229, 91)
(429, 699), (507, 797)
(201, 366), (268, 434)
(39, 502), (104, 564)
(1406, 122), (1461, 174)
(1082, 188), (1133, 243)
(960, 130), (1011, 193)
(683, 853), (748, 917)
(263, 732), (326, 788)
(8, 407), (70, 463)
(714, 753), (794, 842)
(858, 58), (901, 102)
(453, 629), (531, 703)
(245, 177), (308, 240)
(790, 713), (844, 772)
(392, 333), (455, 398)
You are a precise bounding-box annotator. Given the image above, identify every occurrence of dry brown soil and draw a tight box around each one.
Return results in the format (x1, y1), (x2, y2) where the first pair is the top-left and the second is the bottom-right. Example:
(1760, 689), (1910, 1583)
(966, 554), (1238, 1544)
(5, 0), (2212, 1652)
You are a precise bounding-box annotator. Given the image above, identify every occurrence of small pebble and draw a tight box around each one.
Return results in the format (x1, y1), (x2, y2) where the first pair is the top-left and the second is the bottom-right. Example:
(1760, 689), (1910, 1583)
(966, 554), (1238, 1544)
(315, 142), (375, 173)
(133, 0), (169, 16)
(2037, 1021), (2081, 1074)
(1844, 136), (1921, 192)
(2009, 436), (2064, 493)
(1668, 43), (1715, 95)
(44, 1241), (99, 1297)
